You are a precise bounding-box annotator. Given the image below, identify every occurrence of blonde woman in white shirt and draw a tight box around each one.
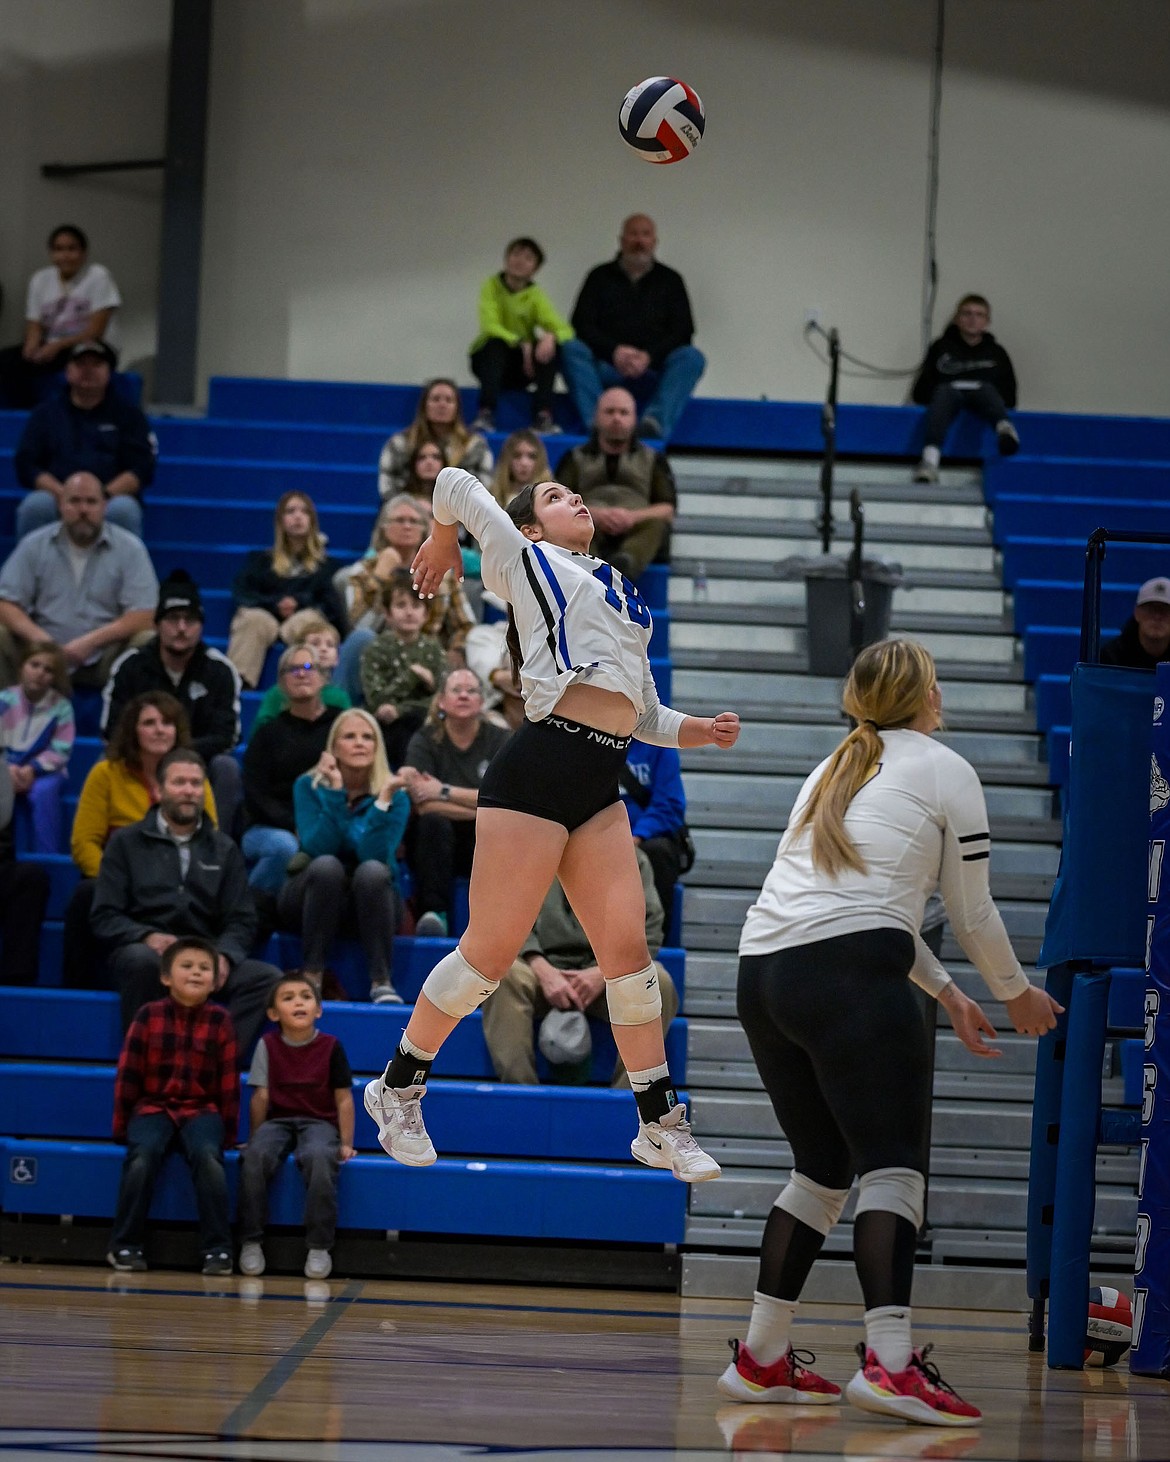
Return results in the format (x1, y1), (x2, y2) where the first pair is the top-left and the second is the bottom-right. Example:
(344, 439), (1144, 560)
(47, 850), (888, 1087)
(0, 225), (121, 408)
(365, 466), (739, 1182)
(718, 637), (1061, 1426)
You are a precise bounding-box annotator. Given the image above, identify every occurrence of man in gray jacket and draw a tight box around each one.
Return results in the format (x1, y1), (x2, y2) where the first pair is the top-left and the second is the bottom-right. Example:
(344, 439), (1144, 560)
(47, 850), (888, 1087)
(91, 746), (278, 1054)
(480, 847), (678, 1086)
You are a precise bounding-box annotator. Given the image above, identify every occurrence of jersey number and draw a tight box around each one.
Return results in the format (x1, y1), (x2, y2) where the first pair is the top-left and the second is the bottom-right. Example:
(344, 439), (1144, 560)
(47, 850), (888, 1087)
(593, 563), (651, 628)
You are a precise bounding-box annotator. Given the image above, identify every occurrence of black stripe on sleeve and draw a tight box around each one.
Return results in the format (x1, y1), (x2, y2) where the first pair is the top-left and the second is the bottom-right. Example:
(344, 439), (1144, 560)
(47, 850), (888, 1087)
(961, 850), (991, 862)
(957, 831), (991, 844)
(521, 548), (564, 673)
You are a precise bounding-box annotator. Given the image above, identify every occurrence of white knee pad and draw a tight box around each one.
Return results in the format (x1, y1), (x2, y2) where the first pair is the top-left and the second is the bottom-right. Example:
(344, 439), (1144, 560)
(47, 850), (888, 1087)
(855, 1167), (925, 1229)
(774, 1170), (850, 1237)
(420, 947), (497, 1019)
(605, 963), (662, 1027)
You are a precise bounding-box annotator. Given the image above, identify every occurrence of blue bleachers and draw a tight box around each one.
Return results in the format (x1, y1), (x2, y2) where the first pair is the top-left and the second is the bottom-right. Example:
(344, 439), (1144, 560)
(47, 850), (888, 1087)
(0, 1062), (686, 1163)
(0, 1136), (685, 1242)
(0, 987), (686, 1083)
(994, 493), (1170, 546)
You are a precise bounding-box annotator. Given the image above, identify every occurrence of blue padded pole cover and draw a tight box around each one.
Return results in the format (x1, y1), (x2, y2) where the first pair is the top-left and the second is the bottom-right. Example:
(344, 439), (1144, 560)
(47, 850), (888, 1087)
(1132, 664), (1170, 1375)
(1026, 963), (1076, 1305)
(1048, 970), (1111, 1368)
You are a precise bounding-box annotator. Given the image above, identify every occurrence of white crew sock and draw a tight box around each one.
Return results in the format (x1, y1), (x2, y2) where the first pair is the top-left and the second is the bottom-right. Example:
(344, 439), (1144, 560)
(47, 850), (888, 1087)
(921, 445), (941, 468)
(745, 1291), (798, 1366)
(628, 1061), (670, 1091)
(864, 1304), (913, 1373)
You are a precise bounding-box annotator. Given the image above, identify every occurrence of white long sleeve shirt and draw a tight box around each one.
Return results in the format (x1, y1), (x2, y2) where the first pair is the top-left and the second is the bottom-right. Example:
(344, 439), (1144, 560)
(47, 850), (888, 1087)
(433, 468), (685, 746)
(739, 729), (1030, 1002)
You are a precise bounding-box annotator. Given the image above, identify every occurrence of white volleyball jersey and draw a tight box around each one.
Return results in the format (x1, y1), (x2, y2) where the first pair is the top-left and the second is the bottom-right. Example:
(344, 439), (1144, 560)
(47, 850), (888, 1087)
(739, 729), (1030, 1002)
(433, 468), (685, 746)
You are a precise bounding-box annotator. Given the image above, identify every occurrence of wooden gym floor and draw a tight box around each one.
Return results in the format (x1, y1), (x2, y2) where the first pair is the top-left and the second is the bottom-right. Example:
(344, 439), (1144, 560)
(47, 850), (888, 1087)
(0, 1263), (1166, 1460)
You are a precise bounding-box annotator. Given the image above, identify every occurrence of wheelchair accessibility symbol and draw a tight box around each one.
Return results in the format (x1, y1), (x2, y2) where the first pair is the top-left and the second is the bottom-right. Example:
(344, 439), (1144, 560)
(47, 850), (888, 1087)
(10, 1156), (37, 1185)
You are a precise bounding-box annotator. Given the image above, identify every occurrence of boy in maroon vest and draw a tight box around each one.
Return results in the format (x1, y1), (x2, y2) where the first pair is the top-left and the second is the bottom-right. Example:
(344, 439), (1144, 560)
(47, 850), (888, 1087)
(238, 974), (355, 1279)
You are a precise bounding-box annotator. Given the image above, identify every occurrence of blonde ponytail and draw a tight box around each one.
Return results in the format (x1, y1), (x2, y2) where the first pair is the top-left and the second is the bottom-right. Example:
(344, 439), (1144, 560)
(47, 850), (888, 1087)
(794, 639), (940, 878)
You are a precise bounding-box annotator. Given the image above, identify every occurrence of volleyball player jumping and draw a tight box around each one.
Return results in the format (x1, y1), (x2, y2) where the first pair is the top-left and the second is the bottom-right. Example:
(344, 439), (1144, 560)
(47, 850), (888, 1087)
(364, 466), (739, 1181)
(719, 638), (1061, 1426)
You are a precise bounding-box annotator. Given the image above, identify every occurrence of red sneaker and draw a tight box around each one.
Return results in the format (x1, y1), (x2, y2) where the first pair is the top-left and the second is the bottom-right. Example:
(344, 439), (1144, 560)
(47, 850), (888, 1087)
(717, 1337), (841, 1404)
(845, 1343), (981, 1427)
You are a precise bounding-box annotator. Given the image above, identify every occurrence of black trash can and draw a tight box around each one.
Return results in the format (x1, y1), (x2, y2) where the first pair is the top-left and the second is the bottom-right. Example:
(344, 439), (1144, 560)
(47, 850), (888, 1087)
(803, 556), (900, 677)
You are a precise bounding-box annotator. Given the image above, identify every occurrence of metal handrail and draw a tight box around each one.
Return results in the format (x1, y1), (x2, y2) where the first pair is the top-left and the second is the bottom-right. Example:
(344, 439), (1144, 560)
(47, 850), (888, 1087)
(817, 327), (841, 553)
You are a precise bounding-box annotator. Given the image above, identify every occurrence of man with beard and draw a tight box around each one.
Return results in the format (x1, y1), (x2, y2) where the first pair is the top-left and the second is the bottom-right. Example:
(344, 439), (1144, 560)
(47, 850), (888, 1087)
(90, 748), (278, 1057)
(560, 213), (705, 442)
(0, 471), (157, 687)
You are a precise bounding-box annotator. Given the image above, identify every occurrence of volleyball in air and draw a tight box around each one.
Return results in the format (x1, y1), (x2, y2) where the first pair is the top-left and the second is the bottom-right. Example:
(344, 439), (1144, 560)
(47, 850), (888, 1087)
(618, 77), (705, 164)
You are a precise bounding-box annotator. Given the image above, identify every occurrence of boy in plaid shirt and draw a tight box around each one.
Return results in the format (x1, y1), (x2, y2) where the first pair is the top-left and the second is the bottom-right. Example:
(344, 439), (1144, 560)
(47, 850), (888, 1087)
(107, 936), (239, 1275)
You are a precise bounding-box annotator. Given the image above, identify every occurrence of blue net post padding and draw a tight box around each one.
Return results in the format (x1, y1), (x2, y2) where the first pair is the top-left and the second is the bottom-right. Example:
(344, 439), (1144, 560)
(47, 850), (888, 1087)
(1027, 660), (1153, 1363)
(1133, 663), (1170, 1376)
(1047, 969), (1112, 1368)
(1038, 663), (1153, 970)
(1026, 963), (1076, 1319)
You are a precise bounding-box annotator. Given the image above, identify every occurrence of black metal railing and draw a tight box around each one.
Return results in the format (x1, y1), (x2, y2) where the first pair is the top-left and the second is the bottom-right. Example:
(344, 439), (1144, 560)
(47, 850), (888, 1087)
(817, 327), (841, 552)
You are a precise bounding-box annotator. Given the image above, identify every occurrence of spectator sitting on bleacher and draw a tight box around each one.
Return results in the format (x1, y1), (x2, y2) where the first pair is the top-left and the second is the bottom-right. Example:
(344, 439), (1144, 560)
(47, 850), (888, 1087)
(65, 690), (217, 990)
(226, 491), (345, 689)
(13, 340), (156, 541)
(490, 429), (552, 508)
(0, 472), (157, 689)
(339, 545), (472, 707)
(254, 613), (349, 727)
(556, 387), (676, 580)
(0, 224), (121, 410)
(72, 691), (217, 880)
(401, 441), (446, 505)
(337, 495), (430, 634)
(0, 640), (74, 855)
(360, 573), (449, 768)
(1100, 578), (1170, 670)
(102, 571), (243, 835)
(620, 739), (690, 926)
(90, 747), (277, 1050)
(241, 646), (343, 895)
(106, 936), (237, 1275)
(238, 973), (356, 1281)
(912, 294), (1020, 485)
(378, 378), (493, 500)
(561, 213), (705, 442)
(469, 237), (572, 436)
(481, 850), (678, 1085)
(281, 710), (411, 1005)
(401, 667), (510, 938)
(0, 758), (51, 985)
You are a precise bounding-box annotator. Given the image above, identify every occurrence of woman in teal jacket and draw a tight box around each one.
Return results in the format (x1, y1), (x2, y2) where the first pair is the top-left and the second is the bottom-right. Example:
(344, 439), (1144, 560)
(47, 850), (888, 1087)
(281, 708), (411, 1003)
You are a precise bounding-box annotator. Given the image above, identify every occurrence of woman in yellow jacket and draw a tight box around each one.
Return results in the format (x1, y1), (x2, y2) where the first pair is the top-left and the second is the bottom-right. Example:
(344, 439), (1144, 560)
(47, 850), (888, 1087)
(63, 691), (217, 988)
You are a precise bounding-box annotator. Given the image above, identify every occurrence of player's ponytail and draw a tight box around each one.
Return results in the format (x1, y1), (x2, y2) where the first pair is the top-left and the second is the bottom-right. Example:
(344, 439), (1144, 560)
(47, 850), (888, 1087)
(794, 639), (940, 878)
(503, 484), (540, 682)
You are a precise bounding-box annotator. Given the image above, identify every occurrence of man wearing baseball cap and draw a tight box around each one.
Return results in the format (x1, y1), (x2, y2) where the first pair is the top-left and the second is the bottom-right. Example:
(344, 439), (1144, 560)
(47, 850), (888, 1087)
(1101, 578), (1170, 670)
(12, 339), (157, 540)
(102, 570), (244, 832)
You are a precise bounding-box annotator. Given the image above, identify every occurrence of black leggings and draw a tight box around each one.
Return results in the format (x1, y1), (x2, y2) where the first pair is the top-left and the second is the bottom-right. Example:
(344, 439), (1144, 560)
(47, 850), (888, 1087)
(736, 928), (930, 1187)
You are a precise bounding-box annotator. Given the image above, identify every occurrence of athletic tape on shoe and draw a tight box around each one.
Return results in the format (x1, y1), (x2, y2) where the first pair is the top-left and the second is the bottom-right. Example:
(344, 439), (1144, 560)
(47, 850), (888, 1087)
(855, 1167), (925, 1229)
(420, 948), (498, 1018)
(605, 963), (663, 1026)
(774, 1170), (850, 1236)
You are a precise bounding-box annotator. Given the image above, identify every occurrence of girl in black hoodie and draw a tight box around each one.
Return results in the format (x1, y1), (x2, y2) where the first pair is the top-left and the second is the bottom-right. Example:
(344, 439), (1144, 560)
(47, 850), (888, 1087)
(911, 294), (1019, 482)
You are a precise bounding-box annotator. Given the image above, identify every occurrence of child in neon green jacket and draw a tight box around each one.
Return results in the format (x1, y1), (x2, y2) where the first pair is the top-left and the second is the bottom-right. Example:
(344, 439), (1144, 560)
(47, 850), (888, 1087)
(468, 237), (573, 436)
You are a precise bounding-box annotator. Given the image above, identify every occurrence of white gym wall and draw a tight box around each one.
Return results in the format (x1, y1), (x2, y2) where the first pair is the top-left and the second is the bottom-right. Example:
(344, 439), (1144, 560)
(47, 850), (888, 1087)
(1, 0), (1167, 415)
